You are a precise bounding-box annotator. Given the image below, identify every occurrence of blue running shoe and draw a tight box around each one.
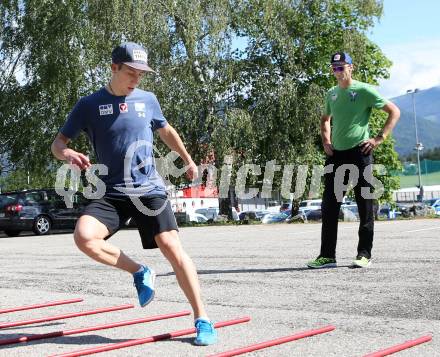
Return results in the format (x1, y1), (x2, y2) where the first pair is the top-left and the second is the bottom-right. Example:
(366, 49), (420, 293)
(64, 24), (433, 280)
(194, 318), (217, 346)
(133, 266), (155, 307)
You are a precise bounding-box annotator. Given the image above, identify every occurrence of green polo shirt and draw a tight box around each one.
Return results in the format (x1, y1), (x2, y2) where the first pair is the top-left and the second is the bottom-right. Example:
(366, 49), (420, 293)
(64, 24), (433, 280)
(324, 80), (388, 150)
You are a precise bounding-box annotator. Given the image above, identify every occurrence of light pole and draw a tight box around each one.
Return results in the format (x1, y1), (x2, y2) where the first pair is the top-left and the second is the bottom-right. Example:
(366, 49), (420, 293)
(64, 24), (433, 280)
(406, 88), (424, 201)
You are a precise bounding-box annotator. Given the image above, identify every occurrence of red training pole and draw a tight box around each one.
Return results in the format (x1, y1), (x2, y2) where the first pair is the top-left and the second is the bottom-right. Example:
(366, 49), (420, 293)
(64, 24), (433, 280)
(0, 310), (191, 346)
(48, 316), (251, 357)
(363, 335), (432, 357)
(207, 325), (335, 357)
(0, 304), (133, 329)
(0, 298), (83, 314)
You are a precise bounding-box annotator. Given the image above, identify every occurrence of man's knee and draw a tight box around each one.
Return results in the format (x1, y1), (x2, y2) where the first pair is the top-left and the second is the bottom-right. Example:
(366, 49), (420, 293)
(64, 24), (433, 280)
(156, 231), (182, 259)
(74, 216), (109, 253)
(74, 230), (99, 253)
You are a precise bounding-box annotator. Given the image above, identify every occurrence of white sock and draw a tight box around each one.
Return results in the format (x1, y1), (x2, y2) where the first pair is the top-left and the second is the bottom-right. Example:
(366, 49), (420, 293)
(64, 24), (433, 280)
(195, 316), (210, 322)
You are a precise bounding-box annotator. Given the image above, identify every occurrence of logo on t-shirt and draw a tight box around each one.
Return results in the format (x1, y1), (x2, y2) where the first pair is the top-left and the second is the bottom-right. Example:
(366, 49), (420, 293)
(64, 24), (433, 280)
(99, 104), (113, 116)
(119, 103), (128, 113)
(135, 102), (145, 112)
(331, 93), (338, 101)
(135, 102), (146, 118)
(349, 91), (358, 102)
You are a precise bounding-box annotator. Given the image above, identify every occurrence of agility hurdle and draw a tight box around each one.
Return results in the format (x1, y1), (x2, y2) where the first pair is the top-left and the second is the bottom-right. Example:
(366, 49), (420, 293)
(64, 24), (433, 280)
(0, 304), (133, 329)
(49, 316), (251, 357)
(363, 335), (432, 357)
(0, 298), (83, 314)
(0, 310), (191, 346)
(207, 325), (335, 357)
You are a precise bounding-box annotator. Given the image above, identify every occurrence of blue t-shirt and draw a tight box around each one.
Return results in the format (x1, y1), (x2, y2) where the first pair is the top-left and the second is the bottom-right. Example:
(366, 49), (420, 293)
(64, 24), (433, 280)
(61, 88), (168, 197)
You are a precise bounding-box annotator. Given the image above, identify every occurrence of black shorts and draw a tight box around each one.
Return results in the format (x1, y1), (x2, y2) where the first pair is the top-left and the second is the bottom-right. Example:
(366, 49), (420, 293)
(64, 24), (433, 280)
(81, 195), (178, 249)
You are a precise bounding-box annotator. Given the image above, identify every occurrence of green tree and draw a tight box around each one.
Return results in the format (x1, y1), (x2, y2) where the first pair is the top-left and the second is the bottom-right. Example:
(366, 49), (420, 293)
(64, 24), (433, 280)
(1, 0), (239, 186)
(226, 0), (395, 206)
(0, 0), (399, 209)
(369, 111), (402, 202)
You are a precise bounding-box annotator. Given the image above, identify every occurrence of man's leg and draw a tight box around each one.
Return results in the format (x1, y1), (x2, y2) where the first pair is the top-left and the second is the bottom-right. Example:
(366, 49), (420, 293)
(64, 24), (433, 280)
(319, 168), (343, 259)
(155, 230), (207, 318)
(155, 230), (217, 345)
(307, 158), (343, 268)
(134, 196), (215, 344)
(75, 214), (155, 306)
(74, 215), (141, 273)
(354, 166), (374, 260)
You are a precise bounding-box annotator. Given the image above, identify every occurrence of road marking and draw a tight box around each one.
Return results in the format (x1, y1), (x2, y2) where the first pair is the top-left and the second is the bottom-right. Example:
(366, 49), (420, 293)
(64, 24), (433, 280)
(386, 226), (440, 236)
(212, 226), (358, 237)
(197, 221), (440, 238)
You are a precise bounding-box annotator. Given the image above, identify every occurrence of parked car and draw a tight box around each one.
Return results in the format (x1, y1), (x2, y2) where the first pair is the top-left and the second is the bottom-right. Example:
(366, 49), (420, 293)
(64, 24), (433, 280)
(288, 207), (312, 222)
(195, 207), (219, 221)
(299, 199), (322, 211)
(378, 207), (396, 219)
(288, 205), (358, 223)
(239, 210), (269, 221)
(425, 199), (440, 215)
(304, 209), (322, 221)
(0, 189), (88, 237)
(266, 201), (282, 212)
(339, 206), (358, 221)
(377, 203), (412, 219)
(188, 212), (208, 223)
(279, 202), (292, 212)
(340, 204), (359, 220)
(423, 198), (440, 207)
(261, 211), (289, 224)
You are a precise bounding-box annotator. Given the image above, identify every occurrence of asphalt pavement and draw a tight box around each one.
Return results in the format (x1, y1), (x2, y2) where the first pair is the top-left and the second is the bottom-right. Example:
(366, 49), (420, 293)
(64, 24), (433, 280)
(0, 219), (439, 356)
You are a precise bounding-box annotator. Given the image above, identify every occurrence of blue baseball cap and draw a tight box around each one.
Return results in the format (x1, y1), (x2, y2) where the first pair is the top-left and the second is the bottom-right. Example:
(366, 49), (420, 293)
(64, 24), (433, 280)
(111, 42), (155, 72)
(330, 52), (353, 65)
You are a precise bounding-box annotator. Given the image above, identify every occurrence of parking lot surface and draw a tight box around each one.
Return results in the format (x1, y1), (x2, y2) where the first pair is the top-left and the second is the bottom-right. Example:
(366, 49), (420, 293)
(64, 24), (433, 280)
(1, 219), (439, 356)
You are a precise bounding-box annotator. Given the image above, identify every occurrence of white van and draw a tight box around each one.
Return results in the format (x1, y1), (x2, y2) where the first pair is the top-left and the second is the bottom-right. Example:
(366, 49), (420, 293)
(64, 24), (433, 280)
(299, 199), (322, 211)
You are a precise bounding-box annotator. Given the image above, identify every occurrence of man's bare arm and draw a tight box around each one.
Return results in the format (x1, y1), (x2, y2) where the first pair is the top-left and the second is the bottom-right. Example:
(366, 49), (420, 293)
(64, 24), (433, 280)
(51, 133), (91, 170)
(321, 115), (334, 156)
(378, 101), (400, 139)
(360, 101), (401, 154)
(157, 124), (198, 180)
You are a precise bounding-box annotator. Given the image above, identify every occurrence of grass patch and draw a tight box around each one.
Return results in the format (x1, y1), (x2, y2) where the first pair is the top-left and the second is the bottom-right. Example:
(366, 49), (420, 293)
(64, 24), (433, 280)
(398, 171), (440, 188)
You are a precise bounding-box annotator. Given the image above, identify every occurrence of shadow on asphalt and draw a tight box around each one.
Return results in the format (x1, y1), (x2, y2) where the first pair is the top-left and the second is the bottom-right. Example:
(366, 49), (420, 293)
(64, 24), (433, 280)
(0, 227), (136, 239)
(167, 336), (195, 345)
(0, 322), (64, 331)
(0, 334), (130, 349)
(0, 230), (74, 239)
(158, 265), (353, 277)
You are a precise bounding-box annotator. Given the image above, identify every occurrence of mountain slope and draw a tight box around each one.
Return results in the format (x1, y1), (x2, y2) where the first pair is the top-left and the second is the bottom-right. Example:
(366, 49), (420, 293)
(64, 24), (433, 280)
(390, 85), (440, 156)
(392, 86), (440, 123)
(392, 109), (440, 156)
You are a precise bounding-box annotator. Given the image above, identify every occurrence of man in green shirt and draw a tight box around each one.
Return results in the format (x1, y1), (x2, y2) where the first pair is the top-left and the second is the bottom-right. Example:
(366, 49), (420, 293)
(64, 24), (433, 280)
(307, 52), (400, 269)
